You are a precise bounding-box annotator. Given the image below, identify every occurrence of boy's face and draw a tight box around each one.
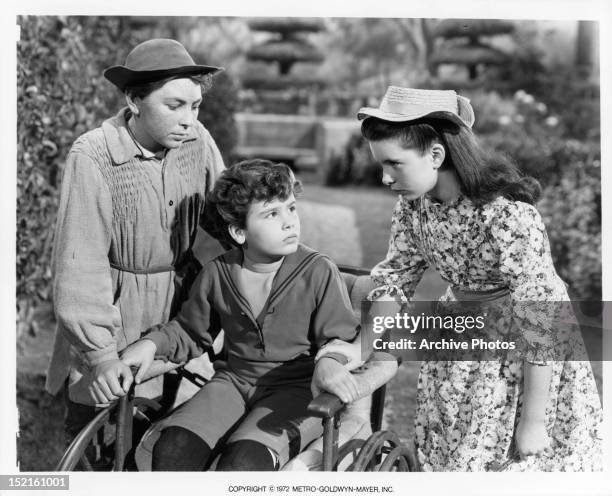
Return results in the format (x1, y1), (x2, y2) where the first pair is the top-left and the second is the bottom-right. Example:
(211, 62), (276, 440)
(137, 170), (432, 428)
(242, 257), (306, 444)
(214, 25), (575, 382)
(369, 138), (442, 201)
(128, 77), (202, 152)
(234, 193), (300, 263)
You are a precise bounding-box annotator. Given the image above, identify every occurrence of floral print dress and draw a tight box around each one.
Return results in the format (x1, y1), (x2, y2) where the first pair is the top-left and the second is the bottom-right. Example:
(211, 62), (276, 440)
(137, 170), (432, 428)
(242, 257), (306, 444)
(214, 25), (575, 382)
(371, 194), (602, 471)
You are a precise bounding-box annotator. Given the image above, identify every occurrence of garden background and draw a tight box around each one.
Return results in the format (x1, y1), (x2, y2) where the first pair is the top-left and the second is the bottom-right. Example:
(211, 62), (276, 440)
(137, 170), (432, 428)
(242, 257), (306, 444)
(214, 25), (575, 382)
(15, 15), (601, 470)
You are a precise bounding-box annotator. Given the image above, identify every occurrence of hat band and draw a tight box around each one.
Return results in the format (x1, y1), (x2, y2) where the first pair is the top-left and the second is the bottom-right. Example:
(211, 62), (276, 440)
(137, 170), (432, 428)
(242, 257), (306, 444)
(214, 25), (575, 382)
(380, 99), (458, 117)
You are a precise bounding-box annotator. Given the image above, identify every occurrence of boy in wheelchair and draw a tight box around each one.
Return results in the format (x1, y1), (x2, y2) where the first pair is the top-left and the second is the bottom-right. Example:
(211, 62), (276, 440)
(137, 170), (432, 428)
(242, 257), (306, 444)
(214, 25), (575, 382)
(121, 159), (372, 470)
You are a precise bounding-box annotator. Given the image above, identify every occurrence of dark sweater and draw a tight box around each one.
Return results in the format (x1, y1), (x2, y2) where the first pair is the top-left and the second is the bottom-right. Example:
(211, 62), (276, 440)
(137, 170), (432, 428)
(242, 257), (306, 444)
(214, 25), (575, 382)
(145, 244), (359, 386)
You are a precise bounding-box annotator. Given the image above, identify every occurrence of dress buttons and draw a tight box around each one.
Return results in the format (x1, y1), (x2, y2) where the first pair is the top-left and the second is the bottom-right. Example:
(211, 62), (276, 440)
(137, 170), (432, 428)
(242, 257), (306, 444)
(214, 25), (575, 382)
(169, 200), (174, 206)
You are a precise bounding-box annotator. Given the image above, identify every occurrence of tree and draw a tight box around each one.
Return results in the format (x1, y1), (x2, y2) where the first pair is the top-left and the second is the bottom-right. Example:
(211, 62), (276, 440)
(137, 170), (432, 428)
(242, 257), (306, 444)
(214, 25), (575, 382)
(319, 18), (432, 95)
(242, 17), (327, 113)
(575, 20), (598, 79)
(430, 19), (514, 81)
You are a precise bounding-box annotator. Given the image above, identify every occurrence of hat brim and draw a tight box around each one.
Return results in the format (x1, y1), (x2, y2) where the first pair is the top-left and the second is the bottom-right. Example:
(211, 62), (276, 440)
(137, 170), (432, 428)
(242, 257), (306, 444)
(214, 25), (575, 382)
(357, 107), (470, 128)
(104, 64), (224, 92)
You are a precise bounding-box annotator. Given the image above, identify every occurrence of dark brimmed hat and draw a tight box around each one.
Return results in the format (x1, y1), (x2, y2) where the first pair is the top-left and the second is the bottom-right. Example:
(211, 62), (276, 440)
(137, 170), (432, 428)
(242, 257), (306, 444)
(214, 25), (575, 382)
(104, 38), (223, 92)
(358, 86), (475, 128)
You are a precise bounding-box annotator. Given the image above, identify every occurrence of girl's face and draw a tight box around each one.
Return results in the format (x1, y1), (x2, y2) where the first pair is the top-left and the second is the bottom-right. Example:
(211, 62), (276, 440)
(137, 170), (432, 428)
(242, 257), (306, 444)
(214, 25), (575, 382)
(230, 194), (301, 264)
(128, 78), (202, 152)
(369, 138), (444, 200)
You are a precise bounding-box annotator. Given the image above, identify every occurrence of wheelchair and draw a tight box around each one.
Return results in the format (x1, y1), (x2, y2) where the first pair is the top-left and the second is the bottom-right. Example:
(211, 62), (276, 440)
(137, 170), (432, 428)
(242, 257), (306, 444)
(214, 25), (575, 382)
(56, 265), (418, 472)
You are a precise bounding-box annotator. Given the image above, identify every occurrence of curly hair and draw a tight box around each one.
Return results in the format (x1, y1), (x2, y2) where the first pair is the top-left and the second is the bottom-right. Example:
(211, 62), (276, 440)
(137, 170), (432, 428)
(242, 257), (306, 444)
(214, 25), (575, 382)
(361, 117), (541, 206)
(203, 159), (303, 247)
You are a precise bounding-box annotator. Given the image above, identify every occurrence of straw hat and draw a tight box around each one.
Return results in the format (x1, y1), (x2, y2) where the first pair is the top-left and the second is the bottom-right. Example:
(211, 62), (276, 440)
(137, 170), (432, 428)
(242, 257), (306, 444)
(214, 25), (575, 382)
(104, 39), (223, 92)
(358, 86), (475, 128)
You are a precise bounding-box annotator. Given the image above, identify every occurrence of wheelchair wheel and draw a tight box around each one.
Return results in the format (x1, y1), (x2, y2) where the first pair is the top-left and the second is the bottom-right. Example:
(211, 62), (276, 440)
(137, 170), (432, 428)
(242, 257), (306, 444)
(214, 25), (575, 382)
(348, 431), (418, 472)
(335, 438), (367, 470)
(56, 397), (162, 471)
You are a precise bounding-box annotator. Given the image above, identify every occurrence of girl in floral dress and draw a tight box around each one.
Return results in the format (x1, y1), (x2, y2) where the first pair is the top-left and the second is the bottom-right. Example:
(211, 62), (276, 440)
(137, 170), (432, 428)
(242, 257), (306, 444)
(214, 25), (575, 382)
(324, 86), (602, 471)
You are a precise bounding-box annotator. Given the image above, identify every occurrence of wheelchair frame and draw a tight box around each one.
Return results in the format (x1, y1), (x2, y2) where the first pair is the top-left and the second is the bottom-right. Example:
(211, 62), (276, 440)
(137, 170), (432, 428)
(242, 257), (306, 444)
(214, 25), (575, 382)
(56, 265), (418, 472)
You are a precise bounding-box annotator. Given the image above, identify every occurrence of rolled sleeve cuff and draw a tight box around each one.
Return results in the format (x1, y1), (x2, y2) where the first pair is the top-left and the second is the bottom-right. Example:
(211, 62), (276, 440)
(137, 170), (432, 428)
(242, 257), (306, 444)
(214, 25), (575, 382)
(84, 345), (120, 366)
(315, 351), (350, 366)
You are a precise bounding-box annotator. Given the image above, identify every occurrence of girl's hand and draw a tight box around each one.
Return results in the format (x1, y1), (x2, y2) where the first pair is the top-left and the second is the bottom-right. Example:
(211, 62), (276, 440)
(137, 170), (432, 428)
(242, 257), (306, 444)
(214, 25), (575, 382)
(311, 357), (360, 404)
(315, 339), (363, 371)
(88, 359), (133, 405)
(515, 418), (552, 459)
(120, 339), (157, 384)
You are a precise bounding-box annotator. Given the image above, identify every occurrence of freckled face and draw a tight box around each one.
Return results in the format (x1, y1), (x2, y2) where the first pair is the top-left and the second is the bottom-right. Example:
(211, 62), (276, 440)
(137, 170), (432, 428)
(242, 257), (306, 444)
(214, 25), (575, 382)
(238, 194), (301, 263)
(129, 77), (202, 152)
(369, 138), (440, 200)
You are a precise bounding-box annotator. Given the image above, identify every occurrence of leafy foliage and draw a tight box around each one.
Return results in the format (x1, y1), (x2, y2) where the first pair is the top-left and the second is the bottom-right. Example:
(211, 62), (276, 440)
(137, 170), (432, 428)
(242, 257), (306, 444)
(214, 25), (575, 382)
(198, 69), (239, 165)
(476, 90), (601, 300)
(17, 16), (138, 336)
(325, 134), (380, 187)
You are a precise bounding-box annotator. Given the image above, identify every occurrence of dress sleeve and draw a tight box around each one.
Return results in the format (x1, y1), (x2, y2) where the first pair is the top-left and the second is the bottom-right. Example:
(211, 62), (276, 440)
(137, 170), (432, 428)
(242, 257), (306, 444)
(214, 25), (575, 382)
(144, 264), (220, 363)
(489, 201), (568, 363)
(369, 198), (429, 302)
(52, 151), (122, 366)
(311, 257), (360, 347)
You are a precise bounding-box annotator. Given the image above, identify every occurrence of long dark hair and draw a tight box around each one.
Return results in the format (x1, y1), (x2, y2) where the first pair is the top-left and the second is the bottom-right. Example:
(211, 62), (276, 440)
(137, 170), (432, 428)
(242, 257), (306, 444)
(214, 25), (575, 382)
(361, 117), (541, 206)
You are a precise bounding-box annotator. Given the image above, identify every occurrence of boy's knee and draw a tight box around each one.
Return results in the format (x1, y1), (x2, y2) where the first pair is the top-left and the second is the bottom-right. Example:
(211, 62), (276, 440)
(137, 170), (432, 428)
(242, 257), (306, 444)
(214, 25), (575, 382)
(152, 426), (211, 471)
(216, 440), (278, 471)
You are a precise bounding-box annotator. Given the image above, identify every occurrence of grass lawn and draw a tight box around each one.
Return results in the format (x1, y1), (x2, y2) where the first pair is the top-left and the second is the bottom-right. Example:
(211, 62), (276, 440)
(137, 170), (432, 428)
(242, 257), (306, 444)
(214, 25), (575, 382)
(300, 184), (397, 269)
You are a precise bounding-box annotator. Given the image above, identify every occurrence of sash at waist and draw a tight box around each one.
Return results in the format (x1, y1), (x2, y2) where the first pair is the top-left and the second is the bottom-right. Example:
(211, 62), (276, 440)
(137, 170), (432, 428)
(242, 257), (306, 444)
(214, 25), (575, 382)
(109, 262), (175, 274)
(110, 250), (199, 275)
(450, 286), (510, 302)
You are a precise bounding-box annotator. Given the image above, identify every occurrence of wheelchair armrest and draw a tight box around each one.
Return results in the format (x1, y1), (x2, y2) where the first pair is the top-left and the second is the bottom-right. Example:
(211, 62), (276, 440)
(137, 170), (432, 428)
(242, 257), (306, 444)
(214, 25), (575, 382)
(307, 353), (398, 419)
(308, 392), (345, 419)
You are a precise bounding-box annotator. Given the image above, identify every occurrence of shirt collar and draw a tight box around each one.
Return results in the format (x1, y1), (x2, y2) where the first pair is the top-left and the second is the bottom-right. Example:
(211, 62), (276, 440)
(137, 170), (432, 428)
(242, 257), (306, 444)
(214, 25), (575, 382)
(101, 107), (198, 166)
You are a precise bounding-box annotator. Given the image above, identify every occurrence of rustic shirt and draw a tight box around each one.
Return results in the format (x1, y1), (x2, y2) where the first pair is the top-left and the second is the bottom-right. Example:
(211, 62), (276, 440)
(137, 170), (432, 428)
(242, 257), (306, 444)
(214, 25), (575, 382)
(45, 107), (225, 397)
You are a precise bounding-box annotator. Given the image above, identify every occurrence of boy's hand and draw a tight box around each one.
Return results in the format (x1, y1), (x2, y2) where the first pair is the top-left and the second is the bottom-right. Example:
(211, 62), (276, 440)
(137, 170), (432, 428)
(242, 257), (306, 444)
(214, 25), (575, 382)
(120, 339), (157, 384)
(88, 359), (133, 405)
(311, 357), (360, 404)
(515, 418), (552, 459)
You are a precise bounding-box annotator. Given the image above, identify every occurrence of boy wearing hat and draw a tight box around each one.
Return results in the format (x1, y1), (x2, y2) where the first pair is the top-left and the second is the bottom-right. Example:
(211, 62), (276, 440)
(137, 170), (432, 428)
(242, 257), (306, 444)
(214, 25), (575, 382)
(45, 39), (226, 447)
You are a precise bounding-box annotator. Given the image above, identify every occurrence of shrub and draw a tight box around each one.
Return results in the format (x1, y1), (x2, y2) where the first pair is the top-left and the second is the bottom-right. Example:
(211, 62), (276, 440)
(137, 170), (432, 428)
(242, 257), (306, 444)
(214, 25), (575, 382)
(476, 89), (601, 300)
(325, 134), (381, 187)
(197, 70), (239, 164)
(17, 16), (138, 337)
(537, 140), (601, 300)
